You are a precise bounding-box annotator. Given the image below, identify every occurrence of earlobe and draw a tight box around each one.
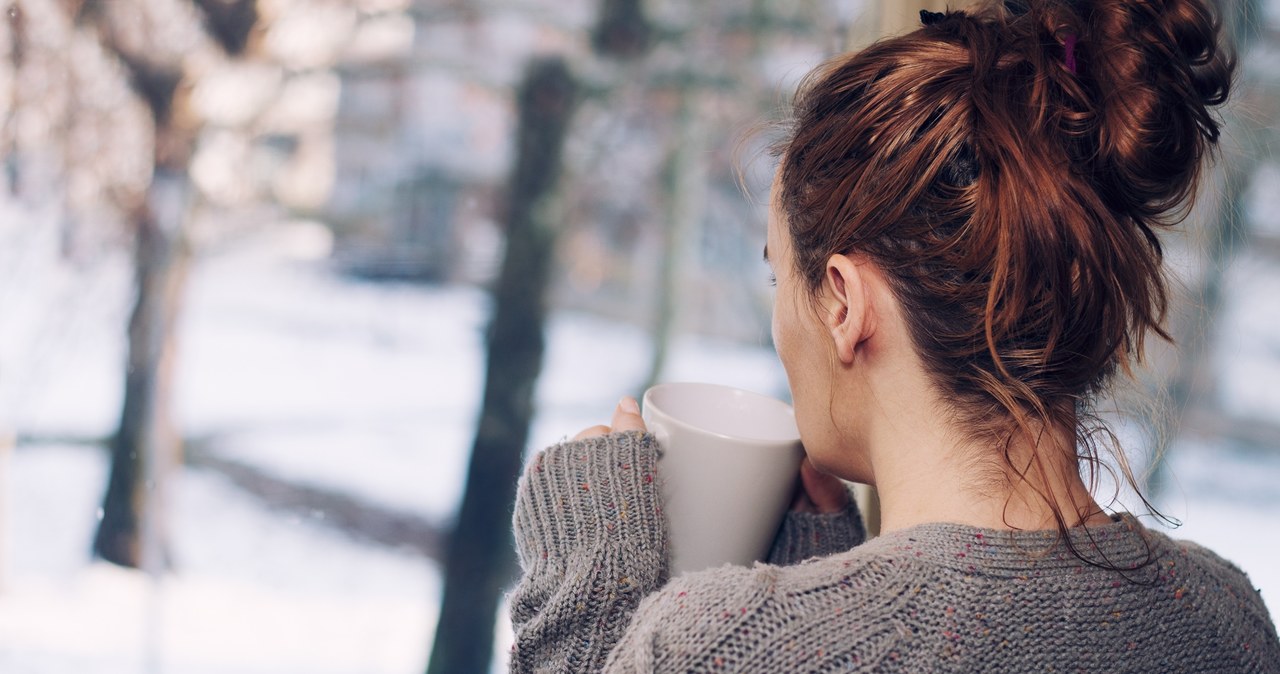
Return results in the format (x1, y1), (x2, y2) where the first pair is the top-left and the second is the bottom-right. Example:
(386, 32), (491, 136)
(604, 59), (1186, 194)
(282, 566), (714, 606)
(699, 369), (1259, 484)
(823, 255), (867, 366)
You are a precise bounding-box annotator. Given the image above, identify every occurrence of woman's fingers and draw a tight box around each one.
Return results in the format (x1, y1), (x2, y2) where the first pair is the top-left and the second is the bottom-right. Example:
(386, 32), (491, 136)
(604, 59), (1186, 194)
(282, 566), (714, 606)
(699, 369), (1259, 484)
(571, 397), (647, 441)
(799, 458), (850, 514)
(611, 397), (647, 432)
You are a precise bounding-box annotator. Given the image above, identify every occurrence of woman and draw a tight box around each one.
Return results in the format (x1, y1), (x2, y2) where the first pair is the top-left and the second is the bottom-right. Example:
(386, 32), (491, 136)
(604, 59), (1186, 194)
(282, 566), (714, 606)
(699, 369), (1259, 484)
(508, 0), (1280, 671)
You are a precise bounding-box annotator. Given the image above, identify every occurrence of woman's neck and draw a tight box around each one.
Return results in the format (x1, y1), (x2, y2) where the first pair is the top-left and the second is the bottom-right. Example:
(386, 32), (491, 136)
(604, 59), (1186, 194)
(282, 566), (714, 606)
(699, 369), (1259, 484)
(869, 423), (1110, 534)
(830, 280), (1111, 534)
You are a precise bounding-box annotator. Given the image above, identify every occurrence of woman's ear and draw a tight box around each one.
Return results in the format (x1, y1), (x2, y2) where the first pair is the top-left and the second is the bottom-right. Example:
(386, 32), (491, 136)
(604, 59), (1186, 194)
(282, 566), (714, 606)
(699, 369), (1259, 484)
(819, 254), (873, 365)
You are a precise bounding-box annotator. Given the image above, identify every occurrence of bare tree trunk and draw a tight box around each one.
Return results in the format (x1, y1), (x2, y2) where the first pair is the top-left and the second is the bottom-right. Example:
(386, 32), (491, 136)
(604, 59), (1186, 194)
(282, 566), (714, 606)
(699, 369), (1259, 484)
(426, 56), (578, 674)
(93, 169), (191, 569)
(79, 0), (256, 570)
(86, 49), (189, 569)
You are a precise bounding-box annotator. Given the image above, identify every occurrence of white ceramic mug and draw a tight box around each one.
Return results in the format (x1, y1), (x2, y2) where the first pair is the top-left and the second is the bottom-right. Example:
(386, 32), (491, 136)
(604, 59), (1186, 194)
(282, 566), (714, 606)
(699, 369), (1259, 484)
(641, 382), (805, 576)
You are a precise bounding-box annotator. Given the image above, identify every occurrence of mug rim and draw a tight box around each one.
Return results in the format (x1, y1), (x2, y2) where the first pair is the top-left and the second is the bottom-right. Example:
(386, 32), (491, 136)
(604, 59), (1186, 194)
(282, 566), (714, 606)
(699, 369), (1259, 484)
(642, 381), (801, 447)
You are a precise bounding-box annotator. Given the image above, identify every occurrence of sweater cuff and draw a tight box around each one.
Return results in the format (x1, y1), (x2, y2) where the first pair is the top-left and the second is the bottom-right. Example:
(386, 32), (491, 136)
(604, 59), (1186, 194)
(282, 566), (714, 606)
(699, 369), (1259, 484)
(767, 500), (866, 566)
(513, 431), (667, 571)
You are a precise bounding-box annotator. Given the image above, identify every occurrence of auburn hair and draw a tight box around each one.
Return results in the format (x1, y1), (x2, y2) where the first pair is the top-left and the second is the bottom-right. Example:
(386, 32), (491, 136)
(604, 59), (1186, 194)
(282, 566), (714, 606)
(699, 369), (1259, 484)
(777, 0), (1234, 556)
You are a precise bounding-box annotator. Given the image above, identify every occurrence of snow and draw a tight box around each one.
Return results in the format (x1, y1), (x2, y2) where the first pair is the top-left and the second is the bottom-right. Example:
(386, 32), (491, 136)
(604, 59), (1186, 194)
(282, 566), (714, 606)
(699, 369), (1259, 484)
(0, 221), (1277, 672)
(0, 445), (435, 674)
(0, 224), (790, 672)
(173, 232), (785, 521)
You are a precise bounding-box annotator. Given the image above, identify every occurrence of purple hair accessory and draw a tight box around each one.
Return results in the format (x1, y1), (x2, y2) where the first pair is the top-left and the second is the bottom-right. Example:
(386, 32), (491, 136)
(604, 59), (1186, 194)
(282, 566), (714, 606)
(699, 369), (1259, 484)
(1064, 33), (1078, 74)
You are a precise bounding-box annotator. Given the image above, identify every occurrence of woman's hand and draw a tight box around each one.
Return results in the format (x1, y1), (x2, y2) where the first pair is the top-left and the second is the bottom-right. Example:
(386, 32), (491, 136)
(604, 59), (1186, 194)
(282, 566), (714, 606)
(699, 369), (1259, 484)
(573, 396), (647, 440)
(767, 458), (863, 566)
(788, 458), (850, 514)
(572, 402), (845, 514)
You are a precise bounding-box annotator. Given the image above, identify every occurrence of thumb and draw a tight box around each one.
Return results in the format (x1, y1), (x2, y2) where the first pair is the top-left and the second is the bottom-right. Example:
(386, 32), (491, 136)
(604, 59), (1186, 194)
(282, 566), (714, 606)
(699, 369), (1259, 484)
(611, 396), (647, 433)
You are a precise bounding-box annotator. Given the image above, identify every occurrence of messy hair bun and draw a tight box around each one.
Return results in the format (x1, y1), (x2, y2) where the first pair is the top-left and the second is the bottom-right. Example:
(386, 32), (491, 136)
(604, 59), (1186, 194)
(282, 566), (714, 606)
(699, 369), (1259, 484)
(777, 0), (1234, 534)
(1007, 0), (1234, 225)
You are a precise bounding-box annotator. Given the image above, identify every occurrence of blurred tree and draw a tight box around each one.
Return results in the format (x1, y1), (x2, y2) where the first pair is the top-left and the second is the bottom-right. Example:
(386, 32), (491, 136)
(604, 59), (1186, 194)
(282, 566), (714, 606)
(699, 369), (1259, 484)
(425, 56), (579, 674)
(190, 0), (256, 55)
(592, 0), (652, 59)
(76, 0), (259, 569)
(426, 3), (654, 672)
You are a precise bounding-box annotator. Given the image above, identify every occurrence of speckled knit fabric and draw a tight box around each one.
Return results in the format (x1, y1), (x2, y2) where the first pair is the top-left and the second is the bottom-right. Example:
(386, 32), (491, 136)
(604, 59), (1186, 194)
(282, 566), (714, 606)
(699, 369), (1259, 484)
(509, 432), (1280, 673)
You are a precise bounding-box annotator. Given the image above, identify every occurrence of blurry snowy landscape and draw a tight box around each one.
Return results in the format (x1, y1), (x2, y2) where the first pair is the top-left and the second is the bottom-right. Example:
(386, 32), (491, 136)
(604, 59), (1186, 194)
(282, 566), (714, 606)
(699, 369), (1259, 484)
(2, 0), (1280, 669)
(0, 218), (788, 673)
(0, 210), (1278, 672)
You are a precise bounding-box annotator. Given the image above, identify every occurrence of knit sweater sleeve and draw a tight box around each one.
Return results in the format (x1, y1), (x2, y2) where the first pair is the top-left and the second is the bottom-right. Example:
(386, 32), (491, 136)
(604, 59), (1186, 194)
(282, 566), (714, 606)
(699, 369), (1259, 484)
(508, 431), (669, 673)
(766, 499), (866, 566)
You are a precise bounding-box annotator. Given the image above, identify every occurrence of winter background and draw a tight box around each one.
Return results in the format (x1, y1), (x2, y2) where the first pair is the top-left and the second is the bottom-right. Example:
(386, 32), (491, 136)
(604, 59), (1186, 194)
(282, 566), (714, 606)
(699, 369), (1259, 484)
(2, 0), (1280, 673)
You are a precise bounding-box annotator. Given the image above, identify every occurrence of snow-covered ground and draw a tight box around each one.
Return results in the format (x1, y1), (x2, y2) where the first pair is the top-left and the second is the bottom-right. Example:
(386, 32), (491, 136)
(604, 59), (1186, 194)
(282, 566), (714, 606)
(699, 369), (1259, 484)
(0, 222), (789, 673)
(0, 444), (436, 674)
(0, 220), (1278, 672)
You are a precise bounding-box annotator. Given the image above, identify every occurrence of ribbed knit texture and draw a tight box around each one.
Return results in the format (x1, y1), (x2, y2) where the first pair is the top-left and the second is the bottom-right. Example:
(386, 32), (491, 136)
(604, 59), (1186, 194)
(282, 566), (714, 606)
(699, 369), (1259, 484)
(510, 432), (1280, 673)
(767, 500), (866, 567)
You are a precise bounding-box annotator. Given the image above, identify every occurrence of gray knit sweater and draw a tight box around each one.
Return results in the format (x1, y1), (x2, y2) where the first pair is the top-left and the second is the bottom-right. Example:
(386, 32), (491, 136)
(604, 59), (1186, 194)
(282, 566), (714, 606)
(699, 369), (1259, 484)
(509, 432), (1280, 673)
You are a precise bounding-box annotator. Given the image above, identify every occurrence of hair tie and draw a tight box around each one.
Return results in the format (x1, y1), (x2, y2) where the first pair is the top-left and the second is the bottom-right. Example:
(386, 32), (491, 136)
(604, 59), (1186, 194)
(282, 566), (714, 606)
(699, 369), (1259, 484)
(1063, 33), (1078, 74)
(920, 9), (946, 26)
